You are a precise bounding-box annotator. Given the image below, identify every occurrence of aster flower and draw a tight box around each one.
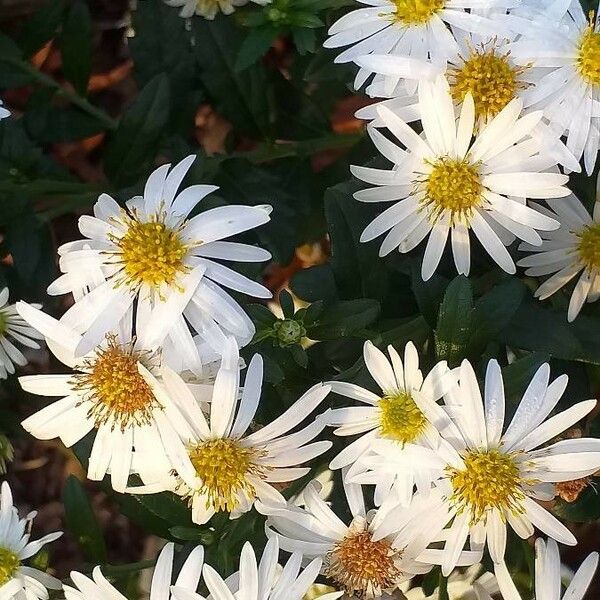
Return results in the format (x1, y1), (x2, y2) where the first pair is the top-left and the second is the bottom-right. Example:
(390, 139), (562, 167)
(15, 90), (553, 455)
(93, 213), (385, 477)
(0, 288), (44, 379)
(488, 538), (599, 600)
(0, 481), (62, 600)
(128, 336), (332, 525)
(353, 75), (567, 280)
(164, 0), (269, 19)
(509, 0), (600, 174)
(402, 564), (499, 600)
(323, 0), (519, 91)
(64, 542), (204, 600)
(361, 359), (600, 576)
(17, 302), (204, 494)
(48, 155), (272, 372)
(171, 538), (342, 600)
(257, 476), (482, 599)
(518, 196), (600, 322)
(0, 101), (9, 120)
(326, 340), (455, 504)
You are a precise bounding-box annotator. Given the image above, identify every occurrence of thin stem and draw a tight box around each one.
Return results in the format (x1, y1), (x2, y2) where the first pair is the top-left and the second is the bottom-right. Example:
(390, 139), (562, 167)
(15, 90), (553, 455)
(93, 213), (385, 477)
(2, 57), (117, 130)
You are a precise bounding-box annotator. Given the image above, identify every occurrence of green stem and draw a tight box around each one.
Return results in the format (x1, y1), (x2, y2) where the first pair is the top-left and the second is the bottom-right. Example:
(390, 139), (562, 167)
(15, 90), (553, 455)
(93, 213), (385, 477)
(438, 571), (449, 600)
(2, 57), (117, 130)
(100, 559), (156, 576)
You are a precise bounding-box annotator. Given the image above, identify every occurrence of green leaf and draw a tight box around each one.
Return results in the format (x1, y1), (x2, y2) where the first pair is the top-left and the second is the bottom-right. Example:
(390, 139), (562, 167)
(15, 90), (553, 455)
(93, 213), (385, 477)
(16, 0), (65, 57)
(310, 299), (380, 339)
(60, 0), (92, 96)
(235, 26), (279, 72)
(0, 32), (22, 59)
(247, 303), (277, 329)
(434, 276), (473, 366)
(325, 181), (389, 301)
(502, 302), (600, 365)
(279, 289), (295, 318)
(292, 28), (316, 54)
(191, 15), (272, 137)
(103, 74), (170, 187)
(63, 475), (107, 563)
(291, 264), (337, 303)
(469, 279), (526, 355)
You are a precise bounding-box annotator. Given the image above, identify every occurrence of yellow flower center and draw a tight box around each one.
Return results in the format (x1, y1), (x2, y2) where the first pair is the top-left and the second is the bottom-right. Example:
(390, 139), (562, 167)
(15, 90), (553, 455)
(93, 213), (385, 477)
(391, 0), (445, 26)
(0, 547), (20, 586)
(112, 213), (190, 291)
(448, 449), (525, 523)
(74, 337), (160, 430)
(449, 45), (528, 120)
(577, 25), (600, 85)
(577, 222), (600, 271)
(326, 528), (400, 597)
(422, 157), (483, 224)
(379, 392), (427, 444)
(187, 439), (266, 513)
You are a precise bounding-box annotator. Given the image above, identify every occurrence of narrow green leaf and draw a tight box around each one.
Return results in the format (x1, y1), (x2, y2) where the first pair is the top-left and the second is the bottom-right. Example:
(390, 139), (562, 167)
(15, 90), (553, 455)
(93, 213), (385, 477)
(235, 26), (279, 72)
(279, 289), (296, 318)
(434, 276), (473, 366)
(103, 74), (170, 187)
(63, 475), (107, 563)
(60, 0), (92, 96)
(17, 0), (65, 57)
(310, 299), (380, 339)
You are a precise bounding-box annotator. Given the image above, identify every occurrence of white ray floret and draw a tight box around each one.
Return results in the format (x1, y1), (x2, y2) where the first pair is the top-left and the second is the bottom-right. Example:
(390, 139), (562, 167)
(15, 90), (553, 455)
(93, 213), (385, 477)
(326, 340), (454, 504)
(518, 196), (600, 322)
(0, 101), (9, 120)
(361, 359), (600, 578)
(17, 302), (204, 494)
(171, 538), (342, 600)
(485, 538), (599, 600)
(128, 336), (332, 525)
(163, 0), (270, 19)
(257, 475), (482, 599)
(352, 75), (567, 280)
(324, 0), (518, 91)
(509, 0), (600, 174)
(0, 288), (43, 379)
(0, 481), (62, 600)
(48, 154), (272, 373)
(63, 542), (204, 600)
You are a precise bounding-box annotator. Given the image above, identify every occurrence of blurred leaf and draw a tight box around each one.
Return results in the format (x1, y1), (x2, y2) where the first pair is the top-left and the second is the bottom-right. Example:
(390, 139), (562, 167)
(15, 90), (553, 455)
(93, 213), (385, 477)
(469, 279), (526, 355)
(103, 74), (170, 187)
(325, 181), (389, 301)
(63, 475), (107, 563)
(191, 15), (272, 137)
(310, 299), (379, 339)
(236, 26), (278, 72)
(291, 264), (337, 303)
(60, 0), (92, 96)
(16, 0), (65, 57)
(435, 276), (473, 367)
(502, 302), (600, 365)
(0, 32), (22, 59)
(410, 264), (448, 328)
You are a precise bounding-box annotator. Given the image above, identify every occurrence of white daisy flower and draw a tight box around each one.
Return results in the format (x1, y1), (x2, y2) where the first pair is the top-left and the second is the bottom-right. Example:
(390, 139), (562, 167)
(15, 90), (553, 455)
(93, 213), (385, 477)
(129, 336), (332, 525)
(518, 195), (600, 322)
(17, 302), (204, 494)
(489, 538), (598, 600)
(64, 542), (204, 600)
(402, 564), (499, 600)
(48, 155), (272, 372)
(258, 476), (481, 599)
(353, 75), (567, 280)
(163, 0), (270, 20)
(0, 101), (9, 120)
(509, 0), (600, 174)
(0, 288), (43, 379)
(0, 481), (62, 600)
(363, 359), (600, 576)
(326, 340), (455, 504)
(172, 538), (342, 600)
(323, 0), (519, 91)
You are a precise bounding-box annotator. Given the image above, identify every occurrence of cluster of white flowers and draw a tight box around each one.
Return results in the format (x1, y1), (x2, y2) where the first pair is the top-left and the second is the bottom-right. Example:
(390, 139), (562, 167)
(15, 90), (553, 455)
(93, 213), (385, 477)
(2, 0), (599, 599)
